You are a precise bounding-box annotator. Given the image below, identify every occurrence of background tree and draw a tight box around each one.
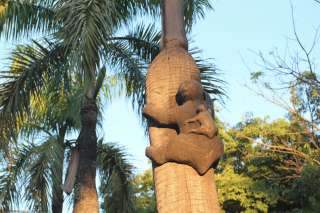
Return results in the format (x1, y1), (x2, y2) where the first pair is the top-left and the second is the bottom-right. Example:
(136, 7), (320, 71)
(131, 170), (156, 213)
(0, 41), (136, 212)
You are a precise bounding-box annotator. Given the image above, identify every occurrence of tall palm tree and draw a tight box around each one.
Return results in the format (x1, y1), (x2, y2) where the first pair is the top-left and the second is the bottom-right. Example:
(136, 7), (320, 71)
(145, 0), (222, 212)
(0, 0), (221, 211)
(0, 1), (158, 211)
(0, 41), (136, 213)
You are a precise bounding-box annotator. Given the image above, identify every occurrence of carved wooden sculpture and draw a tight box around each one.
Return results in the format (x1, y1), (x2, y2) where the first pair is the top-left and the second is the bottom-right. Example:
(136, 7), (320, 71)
(144, 0), (223, 212)
(144, 80), (224, 175)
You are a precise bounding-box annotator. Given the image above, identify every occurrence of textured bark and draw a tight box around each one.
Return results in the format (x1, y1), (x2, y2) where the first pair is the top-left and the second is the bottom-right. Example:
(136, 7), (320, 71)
(154, 163), (220, 213)
(52, 125), (67, 213)
(145, 48), (222, 212)
(73, 99), (99, 213)
(161, 0), (187, 49)
(145, 80), (223, 175)
(149, 127), (221, 213)
(144, 0), (222, 212)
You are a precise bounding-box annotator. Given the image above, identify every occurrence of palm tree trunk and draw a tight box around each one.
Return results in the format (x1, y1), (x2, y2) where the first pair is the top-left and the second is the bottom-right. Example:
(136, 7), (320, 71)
(146, 0), (221, 212)
(52, 124), (67, 213)
(161, 0), (187, 49)
(73, 84), (99, 212)
(150, 128), (220, 212)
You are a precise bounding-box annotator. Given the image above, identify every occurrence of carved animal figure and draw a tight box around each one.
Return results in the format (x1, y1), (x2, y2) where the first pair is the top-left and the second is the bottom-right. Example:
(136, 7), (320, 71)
(144, 80), (224, 175)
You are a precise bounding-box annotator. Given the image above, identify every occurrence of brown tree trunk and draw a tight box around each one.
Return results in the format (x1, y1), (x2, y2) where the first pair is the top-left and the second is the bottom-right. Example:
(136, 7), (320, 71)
(161, 0), (187, 49)
(146, 0), (221, 212)
(73, 97), (99, 213)
(52, 125), (67, 213)
(150, 128), (220, 213)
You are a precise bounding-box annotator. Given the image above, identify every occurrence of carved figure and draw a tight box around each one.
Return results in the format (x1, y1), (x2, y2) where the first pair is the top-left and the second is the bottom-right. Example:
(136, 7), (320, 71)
(144, 80), (224, 175)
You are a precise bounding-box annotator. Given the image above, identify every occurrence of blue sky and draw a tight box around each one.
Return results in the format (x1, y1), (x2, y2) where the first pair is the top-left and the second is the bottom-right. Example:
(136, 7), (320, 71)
(1, 0), (320, 173)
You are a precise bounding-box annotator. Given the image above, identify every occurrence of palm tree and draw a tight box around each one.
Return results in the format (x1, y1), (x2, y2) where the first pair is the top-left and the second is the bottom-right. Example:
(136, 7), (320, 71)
(0, 1), (158, 211)
(144, 0), (222, 212)
(0, 0), (221, 211)
(0, 41), (136, 213)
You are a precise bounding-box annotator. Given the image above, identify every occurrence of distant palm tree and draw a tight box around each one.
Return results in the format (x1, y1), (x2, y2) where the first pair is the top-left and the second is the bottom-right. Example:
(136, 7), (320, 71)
(0, 42), (136, 213)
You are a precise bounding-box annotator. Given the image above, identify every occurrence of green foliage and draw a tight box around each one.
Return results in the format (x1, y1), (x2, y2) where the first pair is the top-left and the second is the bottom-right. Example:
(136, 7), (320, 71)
(215, 113), (320, 212)
(0, 0), (56, 39)
(285, 165), (320, 213)
(0, 137), (63, 212)
(216, 165), (279, 213)
(97, 140), (136, 213)
(132, 170), (156, 213)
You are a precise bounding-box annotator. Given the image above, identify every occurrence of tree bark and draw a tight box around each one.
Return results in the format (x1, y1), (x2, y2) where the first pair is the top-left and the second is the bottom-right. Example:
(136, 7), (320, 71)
(52, 124), (67, 213)
(146, 0), (221, 212)
(161, 0), (187, 49)
(150, 128), (220, 213)
(73, 98), (99, 213)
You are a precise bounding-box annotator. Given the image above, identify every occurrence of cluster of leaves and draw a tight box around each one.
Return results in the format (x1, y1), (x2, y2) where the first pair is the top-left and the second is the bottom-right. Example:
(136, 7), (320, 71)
(215, 111), (320, 212)
(131, 170), (156, 213)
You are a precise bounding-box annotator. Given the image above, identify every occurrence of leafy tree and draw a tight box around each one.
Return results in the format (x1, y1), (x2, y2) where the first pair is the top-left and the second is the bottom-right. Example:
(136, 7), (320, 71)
(215, 111), (320, 212)
(132, 170), (156, 213)
(0, 41), (137, 212)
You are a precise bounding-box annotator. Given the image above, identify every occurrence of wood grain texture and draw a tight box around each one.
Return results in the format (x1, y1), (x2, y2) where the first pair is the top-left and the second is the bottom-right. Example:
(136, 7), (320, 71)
(146, 0), (221, 211)
(146, 47), (200, 124)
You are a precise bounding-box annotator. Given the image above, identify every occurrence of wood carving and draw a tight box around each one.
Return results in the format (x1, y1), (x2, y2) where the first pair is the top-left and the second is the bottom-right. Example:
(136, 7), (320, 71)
(144, 80), (223, 175)
(145, 0), (222, 211)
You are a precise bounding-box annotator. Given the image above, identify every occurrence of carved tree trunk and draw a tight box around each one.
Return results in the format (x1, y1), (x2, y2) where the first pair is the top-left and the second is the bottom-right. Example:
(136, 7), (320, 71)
(73, 85), (99, 212)
(146, 0), (221, 212)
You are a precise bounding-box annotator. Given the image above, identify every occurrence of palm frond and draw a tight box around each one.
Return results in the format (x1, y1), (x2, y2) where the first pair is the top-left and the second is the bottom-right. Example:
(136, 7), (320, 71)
(55, 0), (120, 78)
(0, 157), (20, 211)
(0, 0), (56, 39)
(106, 23), (161, 113)
(0, 39), (69, 139)
(97, 140), (135, 213)
(24, 138), (63, 212)
(189, 47), (226, 102)
(112, 23), (161, 63)
(0, 136), (63, 212)
(184, 0), (213, 30)
(104, 40), (146, 112)
(0, 39), (66, 114)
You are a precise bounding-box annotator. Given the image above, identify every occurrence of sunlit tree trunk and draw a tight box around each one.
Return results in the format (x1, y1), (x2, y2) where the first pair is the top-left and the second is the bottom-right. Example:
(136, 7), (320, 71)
(73, 84), (99, 213)
(146, 0), (221, 212)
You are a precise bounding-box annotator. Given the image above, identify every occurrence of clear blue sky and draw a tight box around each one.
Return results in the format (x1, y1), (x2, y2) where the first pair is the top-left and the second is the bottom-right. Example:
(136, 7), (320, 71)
(1, 0), (320, 173)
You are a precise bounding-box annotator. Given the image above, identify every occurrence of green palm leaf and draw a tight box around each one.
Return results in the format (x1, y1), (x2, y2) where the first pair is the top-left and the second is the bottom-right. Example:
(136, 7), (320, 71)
(0, 0), (56, 39)
(190, 47), (226, 100)
(55, 0), (120, 78)
(113, 23), (161, 63)
(97, 140), (135, 213)
(183, 0), (213, 29)
(0, 39), (69, 139)
(0, 39), (67, 114)
(0, 137), (64, 212)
